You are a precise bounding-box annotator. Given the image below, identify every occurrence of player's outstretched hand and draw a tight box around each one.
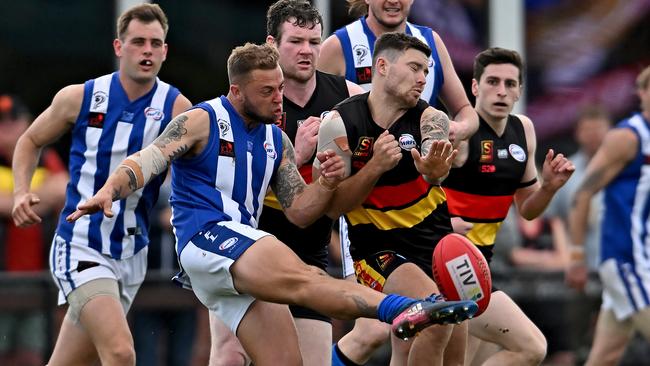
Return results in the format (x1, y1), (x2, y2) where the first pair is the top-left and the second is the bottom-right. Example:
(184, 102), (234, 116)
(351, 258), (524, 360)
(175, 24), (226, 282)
(66, 190), (115, 222)
(316, 149), (345, 190)
(367, 130), (402, 173)
(541, 149), (575, 192)
(12, 192), (42, 227)
(411, 140), (457, 182)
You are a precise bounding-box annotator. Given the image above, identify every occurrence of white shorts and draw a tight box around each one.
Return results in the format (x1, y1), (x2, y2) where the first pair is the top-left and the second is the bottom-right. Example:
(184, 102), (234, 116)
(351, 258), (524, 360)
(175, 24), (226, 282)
(50, 234), (147, 313)
(339, 217), (355, 278)
(599, 258), (650, 320)
(178, 221), (271, 333)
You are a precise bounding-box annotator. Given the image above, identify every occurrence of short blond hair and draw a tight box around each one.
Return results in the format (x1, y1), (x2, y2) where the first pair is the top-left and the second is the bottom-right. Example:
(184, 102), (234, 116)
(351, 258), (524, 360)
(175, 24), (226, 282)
(227, 43), (280, 84)
(636, 65), (650, 90)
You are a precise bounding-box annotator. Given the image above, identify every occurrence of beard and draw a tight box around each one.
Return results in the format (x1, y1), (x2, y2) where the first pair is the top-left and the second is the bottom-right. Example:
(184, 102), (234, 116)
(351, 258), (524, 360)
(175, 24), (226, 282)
(242, 98), (278, 125)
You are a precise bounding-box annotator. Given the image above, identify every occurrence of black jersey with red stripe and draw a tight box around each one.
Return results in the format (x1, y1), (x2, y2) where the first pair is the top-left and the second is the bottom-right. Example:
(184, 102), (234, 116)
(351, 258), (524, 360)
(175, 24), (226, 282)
(258, 71), (349, 269)
(335, 93), (453, 271)
(443, 115), (528, 256)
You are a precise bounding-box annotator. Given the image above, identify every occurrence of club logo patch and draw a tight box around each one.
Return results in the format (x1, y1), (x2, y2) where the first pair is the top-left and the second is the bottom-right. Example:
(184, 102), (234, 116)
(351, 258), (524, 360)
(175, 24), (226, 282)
(398, 133), (416, 151)
(509, 144), (526, 162)
(218, 119), (230, 138)
(353, 44), (370, 65)
(355, 67), (372, 84)
(480, 140), (493, 163)
(353, 136), (374, 159)
(92, 91), (107, 110)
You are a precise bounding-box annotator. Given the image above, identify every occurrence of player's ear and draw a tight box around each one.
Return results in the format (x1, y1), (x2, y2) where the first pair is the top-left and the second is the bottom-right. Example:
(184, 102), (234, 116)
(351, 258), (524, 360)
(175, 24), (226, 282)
(376, 57), (388, 76)
(471, 79), (479, 97)
(266, 35), (276, 46)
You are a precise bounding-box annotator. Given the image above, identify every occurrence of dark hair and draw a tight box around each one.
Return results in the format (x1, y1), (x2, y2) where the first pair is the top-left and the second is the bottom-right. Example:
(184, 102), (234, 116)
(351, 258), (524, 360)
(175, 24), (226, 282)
(347, 0), (368, 17)
(227, 43), (280, 84)
(266, 0), (322, 42)
(116, 3), (169, 40)
(372, 32), (431, 72)
(473, 47), (524, 84)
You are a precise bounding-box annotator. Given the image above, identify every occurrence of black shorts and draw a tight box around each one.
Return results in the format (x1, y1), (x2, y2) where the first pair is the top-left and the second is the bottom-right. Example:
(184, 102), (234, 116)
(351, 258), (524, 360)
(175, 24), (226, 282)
(289, 305), (331, 323)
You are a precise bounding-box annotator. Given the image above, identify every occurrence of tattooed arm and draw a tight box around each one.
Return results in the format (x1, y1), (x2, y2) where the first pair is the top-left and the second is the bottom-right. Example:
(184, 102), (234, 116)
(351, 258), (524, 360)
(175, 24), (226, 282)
(566, 127), (636, 290)
(66, 107), (209, 221)
(413, 107), (456, 184)
(271, 131), (345, 228)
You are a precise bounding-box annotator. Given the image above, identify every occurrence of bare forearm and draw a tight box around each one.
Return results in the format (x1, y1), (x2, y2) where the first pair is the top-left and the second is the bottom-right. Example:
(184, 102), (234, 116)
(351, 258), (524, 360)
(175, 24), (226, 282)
(451, 105), (479, 142)
(568, 191), (592, 247)
(285, 182), (336, 227)
(12, 137), (42, 195)
(519, 185), (556, 220)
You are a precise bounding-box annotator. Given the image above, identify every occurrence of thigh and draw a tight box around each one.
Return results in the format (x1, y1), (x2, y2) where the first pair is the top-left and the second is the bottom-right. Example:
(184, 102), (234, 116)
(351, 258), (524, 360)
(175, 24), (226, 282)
(237, 300), (301, 366)
(294, 318), (332, 366)
(50, 235), (118, 305)
(208, 312), (248, 366)
(48, 314), (97, 366)
(468, 291), (545, 352)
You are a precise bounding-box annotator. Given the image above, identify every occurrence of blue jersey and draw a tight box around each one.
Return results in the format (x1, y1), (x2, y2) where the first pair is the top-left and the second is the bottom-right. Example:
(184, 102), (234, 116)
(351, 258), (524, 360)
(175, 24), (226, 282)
(170, 96), (283, 255)
(601, 113), (650, 265)
(57, 72), (180, 259)
(333, 17), (443, 105)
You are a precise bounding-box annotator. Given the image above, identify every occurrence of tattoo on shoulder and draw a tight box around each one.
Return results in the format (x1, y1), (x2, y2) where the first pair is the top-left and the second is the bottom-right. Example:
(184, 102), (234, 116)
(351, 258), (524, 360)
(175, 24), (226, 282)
(281, 132), (296, 164)
(155, 115), (188, 148)
(421, 109), (449, 155)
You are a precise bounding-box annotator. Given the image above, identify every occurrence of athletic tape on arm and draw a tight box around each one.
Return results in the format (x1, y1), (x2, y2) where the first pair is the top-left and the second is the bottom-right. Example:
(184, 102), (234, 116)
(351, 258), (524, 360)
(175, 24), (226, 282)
(316, 113), (352, 177)
(123, 144), (168, 189)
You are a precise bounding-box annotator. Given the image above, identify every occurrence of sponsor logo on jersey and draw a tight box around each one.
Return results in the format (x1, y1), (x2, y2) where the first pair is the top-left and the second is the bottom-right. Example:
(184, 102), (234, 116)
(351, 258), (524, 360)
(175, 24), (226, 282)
(92, 91), (107, 110)
(144, 107), (164, 121)
(480, 140), (493, 162)
(480, 164), (496, 173)
(88, 112), (105, 128)
(264, 141), (276, 159)
(508, 144), (526, 162)
(445, 254), (484, 301)
(399, 133), (417, 151)
(218, 237), (239, 251)
(497, 149), (508, 159)
(219, 139), (235, 157)
(320, 110), (330, 120)
(355, 67), (372, 84)
(218, 119), (230, 138)
(353, 44), (370, 65)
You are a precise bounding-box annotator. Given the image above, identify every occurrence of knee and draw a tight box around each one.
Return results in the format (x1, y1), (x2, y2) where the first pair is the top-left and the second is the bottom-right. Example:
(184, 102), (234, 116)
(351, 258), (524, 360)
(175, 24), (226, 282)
(353, 325), (390, 351)
(521, 334), (547, 365)
(101, 342), (135, 366)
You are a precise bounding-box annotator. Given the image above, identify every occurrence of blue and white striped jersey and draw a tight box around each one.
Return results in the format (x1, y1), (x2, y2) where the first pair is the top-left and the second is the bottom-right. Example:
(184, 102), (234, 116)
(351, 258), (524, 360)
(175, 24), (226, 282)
(601, 113), (650, 265)
(56, 72), (180, 259)
(333, 17), (443, 104)
(170, 96), (283, 255)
